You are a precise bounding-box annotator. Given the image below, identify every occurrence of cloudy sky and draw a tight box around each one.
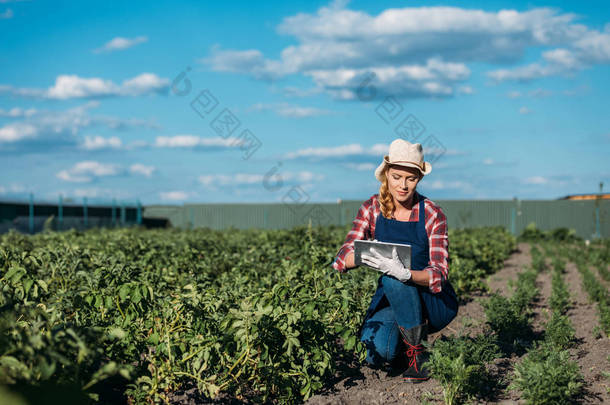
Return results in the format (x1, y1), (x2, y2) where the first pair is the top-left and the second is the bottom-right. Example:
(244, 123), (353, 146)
(1, 0), (609, 205)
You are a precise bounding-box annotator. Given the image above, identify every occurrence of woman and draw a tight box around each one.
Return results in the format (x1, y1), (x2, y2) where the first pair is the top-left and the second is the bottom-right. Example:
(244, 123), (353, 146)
(331, 138), (458, 383)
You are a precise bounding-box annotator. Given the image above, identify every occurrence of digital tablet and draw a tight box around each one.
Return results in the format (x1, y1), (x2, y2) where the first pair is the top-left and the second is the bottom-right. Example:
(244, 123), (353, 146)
(354, 240), (411, 270)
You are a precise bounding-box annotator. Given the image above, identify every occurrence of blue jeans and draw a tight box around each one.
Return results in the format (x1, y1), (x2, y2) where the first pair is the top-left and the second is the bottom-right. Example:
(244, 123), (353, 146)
(360, 275), (458, 366)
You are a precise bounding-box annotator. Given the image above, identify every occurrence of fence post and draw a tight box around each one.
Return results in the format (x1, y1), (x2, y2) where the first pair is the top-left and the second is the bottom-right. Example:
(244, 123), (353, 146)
(29, 193), (34, 234)
(137, 199), (142, 225)
(189, 207), (194, 230)
(120, 201), (126, 226)
(58, 194), (63, 231)
(112, 198), (117, 227)
(83, 197), (88, 229)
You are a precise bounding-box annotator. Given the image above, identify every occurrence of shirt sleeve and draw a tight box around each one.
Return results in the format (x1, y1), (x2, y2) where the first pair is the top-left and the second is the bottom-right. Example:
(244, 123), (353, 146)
(422, 205), (449, 293)
(331, 198), (374, 273)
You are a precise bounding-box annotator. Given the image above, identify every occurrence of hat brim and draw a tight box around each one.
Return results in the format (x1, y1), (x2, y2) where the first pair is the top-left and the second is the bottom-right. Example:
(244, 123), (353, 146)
(375, 155), (432, 182)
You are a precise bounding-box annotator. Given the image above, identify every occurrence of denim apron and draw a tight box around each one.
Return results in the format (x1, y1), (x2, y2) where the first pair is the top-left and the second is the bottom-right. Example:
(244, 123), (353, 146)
(360, 193), (458, 334)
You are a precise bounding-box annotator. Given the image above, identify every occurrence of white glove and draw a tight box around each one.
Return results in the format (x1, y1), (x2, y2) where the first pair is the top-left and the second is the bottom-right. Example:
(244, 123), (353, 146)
(361, 247), (412, 282)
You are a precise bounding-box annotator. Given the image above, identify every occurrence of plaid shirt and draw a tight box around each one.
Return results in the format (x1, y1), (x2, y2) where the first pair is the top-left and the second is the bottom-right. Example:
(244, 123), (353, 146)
(331, 191), (449, 294)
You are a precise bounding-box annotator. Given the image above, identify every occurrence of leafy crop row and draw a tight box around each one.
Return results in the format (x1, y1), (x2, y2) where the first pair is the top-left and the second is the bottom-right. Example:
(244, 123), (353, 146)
(448, 226), (516, 297)
(563, 242), (610, 335)
(518, 223), (582, 243)
(427, 242), (539, 405)
(509, 243), (583, 405)
(0, 224), (516, 404)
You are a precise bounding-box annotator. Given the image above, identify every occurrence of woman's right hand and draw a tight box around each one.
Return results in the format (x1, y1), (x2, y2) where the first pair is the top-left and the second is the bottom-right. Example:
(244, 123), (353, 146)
(345, 251), (356, 270)
(344, 239), (378, 270)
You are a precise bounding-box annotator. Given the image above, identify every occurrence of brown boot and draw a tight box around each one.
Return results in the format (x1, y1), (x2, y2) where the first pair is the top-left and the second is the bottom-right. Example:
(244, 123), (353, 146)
(399, 323), (430, 383)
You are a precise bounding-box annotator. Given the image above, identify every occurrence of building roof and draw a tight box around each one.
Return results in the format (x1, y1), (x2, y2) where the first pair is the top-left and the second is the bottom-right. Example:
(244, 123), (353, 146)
(558, 193), (610, 200)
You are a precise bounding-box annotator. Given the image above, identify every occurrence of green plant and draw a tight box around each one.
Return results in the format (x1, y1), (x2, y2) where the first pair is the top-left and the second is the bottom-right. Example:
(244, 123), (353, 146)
(510, 346), (584, 405)
(519, 223), (582, 243)
(426, 334), (501, 405)
(483, 293), (531, 345)
(448, 227), (516, 298)
(544, 312), (576, 350)
(549, 271), (570, 314)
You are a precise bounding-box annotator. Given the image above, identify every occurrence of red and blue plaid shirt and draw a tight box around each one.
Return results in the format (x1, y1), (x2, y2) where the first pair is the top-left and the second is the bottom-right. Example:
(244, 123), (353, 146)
(331, 191), (449, 294)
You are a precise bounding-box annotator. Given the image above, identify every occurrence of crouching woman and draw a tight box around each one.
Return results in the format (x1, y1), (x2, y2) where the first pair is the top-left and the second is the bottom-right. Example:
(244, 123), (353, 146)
(330, 139), (458, 382)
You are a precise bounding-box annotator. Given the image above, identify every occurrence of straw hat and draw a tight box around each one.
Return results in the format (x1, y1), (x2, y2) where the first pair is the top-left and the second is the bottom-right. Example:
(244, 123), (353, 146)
(374, 139), (432, 182)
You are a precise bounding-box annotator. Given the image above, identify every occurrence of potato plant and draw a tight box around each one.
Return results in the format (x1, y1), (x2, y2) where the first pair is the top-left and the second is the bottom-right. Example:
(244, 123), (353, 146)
(0, 224), (518, 403)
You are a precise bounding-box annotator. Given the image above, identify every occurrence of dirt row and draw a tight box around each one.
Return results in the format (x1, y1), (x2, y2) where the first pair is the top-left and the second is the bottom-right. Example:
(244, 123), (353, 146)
(307, 242), (610, 404)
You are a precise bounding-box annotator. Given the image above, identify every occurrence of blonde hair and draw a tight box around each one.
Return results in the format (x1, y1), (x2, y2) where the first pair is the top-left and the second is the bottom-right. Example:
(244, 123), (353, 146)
(378, 165), (422, 219)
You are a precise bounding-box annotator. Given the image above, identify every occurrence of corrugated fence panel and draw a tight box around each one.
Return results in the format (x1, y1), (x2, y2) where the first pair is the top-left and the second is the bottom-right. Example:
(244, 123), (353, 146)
(143, 199), (610, 239)
(434, 200), (514, 229)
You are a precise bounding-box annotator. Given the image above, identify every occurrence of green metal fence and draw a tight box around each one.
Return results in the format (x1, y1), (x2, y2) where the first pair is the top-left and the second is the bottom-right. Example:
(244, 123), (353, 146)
(143, 198), (609, 240)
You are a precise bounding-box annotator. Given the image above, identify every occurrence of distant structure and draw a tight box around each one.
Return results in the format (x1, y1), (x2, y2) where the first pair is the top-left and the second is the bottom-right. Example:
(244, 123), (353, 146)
(558, 193), (610, 200)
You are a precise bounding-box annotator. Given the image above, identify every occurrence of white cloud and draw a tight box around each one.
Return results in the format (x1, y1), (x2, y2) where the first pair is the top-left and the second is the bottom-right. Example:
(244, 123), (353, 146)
(129, 163), (155, 177)
(0, 107), (37, 117)
(286, 142), (455, 160)
(287, 171), (325, 182)
(487, 31), (610, 83)
(199, 171), (324, 188)
(203, 47), (284, 80)
(0, 122), (37, 143)
(457, 85), (474, 95)
(94, 36), (148, 53)
(46, 75), (120, 99)
(0, 102), (157, 149)
(160, 191), (190, 201)
(345, 162), (376, 171)
(519, 106), (532, 114)
(285, 142), (460, 165)
(306, 59), (469, 100)
(81, 135), (122, 150)
(154, 135), (243, 149)
(483, 158), (494, 165)
(507, 88), (552, 98)
(202, 4), (609, 96)
(120, 73), (168, 96)
(279, 85), (324, 98)
(56, 161), (122, 183)
(125, 140), (150, 150)
(528, 88), (553, 98)
(0, 73), (169, 100)
(199, 173), (264, 187)
(0, 184), (26, 195)
(248, 102), (333, 118)
(56, 161), (157, 183)
(285, 143), (381, 159)
(524, 176), (548, 184)
(72, 188), (112, 198)
(488, 62), (566, 83)
(423, 180), (473, 190)
(562, 84), (590, 96)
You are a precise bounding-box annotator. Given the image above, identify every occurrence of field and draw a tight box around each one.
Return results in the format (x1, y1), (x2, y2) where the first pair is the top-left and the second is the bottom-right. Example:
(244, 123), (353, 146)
(0, 224), (608, 404)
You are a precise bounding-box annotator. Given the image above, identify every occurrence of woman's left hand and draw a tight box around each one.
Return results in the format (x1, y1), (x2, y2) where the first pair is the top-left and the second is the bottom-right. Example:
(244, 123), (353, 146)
(361, 247), (412, 282)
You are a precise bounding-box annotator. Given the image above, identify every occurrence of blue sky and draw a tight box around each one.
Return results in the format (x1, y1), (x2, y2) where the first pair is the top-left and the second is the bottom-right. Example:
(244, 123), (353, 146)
(1, 0), (609, 205)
